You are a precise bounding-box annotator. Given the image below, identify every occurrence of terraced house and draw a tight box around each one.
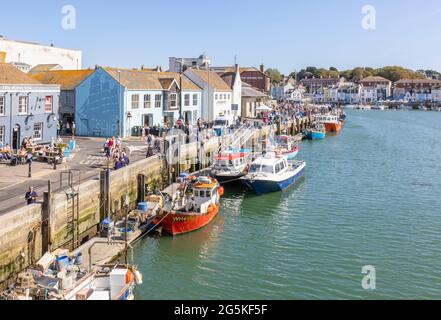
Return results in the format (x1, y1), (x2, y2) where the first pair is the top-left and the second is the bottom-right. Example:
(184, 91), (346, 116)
(184, 68), (234, 124)
(0, 63), (60, 149)
(74, 68), (202, 138)
(393, 79), (441, 102)
(358, 76), (392, 104)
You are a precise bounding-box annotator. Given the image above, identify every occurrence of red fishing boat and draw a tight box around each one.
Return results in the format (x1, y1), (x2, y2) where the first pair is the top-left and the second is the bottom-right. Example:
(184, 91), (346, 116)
(317, 114), (342, 133)
(159, 175), (224, 236)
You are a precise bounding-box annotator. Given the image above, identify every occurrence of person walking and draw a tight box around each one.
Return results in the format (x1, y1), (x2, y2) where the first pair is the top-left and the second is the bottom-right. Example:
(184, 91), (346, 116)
(71, 121), (76, 137)
(57, 120), (62, 138)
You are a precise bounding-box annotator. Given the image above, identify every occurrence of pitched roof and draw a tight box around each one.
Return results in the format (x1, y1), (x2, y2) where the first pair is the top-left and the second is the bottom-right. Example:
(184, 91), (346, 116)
(0, 63), (42, 85)
(104, 68), (201, 91)
(359, 76), (391, 83)
(29, 64), (62, 73)
(214, 66), (265, 74)
(219, 72), (236, 89)
(189, 68), (232, 91)
(395, 78), (441, 85)
(242, 83), (268, 98)
(28, 70), (94, 90)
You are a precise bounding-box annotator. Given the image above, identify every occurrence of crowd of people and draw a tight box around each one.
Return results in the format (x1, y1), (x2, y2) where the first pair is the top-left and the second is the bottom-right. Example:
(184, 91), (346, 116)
(103, 136), (130, 170)
(256, 102), (332, 125)
(0, 137), (37, 165)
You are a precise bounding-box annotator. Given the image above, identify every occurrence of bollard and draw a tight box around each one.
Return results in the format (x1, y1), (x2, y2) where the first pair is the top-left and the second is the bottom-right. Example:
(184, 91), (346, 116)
(53, 157), (57, 170)
(28, 162), (32, 178)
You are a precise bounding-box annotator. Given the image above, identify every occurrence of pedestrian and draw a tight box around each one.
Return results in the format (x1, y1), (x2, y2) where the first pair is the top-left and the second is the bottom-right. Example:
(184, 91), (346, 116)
(57, 120), (61, 138)
(25, 187), (38, 205)
(116, 136), (122, 149)
(114, 158), (124, 170)
(71, 121), (76, 137)
(108, 136), (115, 151)
(66, 122), (71, 135)
(104, 138), (110, 157)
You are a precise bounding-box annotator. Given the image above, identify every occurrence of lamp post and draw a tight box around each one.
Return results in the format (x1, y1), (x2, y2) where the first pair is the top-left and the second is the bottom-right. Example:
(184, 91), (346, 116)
(118, 70), (122, 137)
(179, 59), (183, 122)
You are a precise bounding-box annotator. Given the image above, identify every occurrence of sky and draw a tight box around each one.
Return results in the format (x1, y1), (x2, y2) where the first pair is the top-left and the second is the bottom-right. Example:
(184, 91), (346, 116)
(1, 0), (441, 74)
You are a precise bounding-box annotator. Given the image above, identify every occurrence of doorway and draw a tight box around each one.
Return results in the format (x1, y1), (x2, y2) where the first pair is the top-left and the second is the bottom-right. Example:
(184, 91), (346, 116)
(183, 111), (192, 124)
(143, 114), (153, 127)
(12, 124), (21, 150)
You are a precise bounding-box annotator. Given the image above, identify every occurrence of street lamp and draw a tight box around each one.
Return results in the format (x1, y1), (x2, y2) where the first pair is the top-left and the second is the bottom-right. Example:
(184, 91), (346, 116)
(176, 59), (184, 123)
(118, 70), (122, 137)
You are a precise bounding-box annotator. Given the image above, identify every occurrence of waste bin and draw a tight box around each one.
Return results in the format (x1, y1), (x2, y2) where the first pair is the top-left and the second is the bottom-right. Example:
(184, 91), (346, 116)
(69, 139), (76, 151)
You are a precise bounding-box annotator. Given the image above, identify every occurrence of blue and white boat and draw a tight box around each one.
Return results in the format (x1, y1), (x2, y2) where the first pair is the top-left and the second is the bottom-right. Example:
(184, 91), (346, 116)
(272, 135), (299, 160)
(305, 123), (326, 140)
(241, 152), (306, 195)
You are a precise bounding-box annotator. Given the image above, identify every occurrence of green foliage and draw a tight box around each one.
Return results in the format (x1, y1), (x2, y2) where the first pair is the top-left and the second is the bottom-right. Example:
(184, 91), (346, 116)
(375, 66), (425, 82)
(295, 65), (429, 82)
(265, 68), (282, 84)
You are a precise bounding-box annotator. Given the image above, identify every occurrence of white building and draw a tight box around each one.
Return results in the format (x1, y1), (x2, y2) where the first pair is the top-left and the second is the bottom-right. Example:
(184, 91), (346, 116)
(0, 36), (82, 71)
(285, 86), (306, 102)
(336, 82), (361, 103)
(219, 65), (242, 120)
(358, 76), (392, 104)
(169, 54), (211, 73)
(184, 68), (235, 124)
(272, 83), (295, 101)
(432, 86), (441, 102)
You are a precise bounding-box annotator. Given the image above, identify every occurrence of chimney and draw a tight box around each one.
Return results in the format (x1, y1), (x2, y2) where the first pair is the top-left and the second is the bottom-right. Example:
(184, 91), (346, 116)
(260, 64), (264, 73)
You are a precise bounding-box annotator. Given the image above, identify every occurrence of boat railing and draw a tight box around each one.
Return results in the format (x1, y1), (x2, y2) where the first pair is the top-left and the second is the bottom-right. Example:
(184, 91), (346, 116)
(214, 123), (256, 156)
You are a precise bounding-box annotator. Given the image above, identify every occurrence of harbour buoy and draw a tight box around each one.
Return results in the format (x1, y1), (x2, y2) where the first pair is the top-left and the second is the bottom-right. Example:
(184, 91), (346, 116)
(134, 270), (143, 285)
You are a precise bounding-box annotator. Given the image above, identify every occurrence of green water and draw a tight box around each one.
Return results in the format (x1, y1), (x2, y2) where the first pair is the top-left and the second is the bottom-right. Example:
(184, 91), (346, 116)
(133, 110), (441, 300)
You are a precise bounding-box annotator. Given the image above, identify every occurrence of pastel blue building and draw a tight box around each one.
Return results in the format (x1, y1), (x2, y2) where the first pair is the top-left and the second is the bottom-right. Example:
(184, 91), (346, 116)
(75, 67), (202, 138)
(0, 63), (60, 149)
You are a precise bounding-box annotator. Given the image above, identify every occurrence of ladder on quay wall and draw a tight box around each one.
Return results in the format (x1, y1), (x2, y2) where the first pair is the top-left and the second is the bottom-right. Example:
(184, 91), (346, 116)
(60, 169), (81, 250)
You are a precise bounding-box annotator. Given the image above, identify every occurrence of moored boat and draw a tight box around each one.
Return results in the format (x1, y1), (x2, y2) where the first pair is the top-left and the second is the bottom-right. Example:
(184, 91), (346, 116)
(241, 152), (306, 195)
(306, 123), (326, 140)
(159, 176), (224, 236)
(211, 149), (252, 184)
(272, 135), (299, 160)
(317, 114), (343, 133)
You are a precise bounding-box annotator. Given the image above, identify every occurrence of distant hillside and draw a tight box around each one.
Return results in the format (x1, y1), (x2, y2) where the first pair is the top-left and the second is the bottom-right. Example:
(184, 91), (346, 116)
(292, 66), (434, 83)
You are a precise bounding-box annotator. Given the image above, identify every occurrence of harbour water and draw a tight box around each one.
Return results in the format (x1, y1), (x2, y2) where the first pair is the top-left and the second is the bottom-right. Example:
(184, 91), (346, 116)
(133, 110), (441, 300)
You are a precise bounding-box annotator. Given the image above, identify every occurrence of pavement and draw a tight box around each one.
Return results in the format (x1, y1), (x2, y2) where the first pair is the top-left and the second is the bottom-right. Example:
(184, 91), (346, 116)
(0, 136), (150, 216)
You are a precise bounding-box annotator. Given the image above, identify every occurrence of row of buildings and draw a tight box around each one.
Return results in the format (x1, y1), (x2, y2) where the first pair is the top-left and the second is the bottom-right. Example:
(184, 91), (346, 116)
(272, 76), (441, 104)
(0, 36), (271, 145)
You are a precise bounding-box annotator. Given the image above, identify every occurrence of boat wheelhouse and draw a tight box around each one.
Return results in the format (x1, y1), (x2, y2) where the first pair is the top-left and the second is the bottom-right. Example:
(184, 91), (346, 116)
(211, 149), (252, 184)
(273, 135), (299, 160)
(317, 114), (343, 133)
(160, 176), (224, 235)
(306, 123), (326, 140)
(241, 152), (306, 195)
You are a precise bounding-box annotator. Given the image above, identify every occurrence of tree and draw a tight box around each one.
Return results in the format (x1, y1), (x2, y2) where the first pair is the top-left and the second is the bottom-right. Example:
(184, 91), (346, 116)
(375, 66), (425, 82)
(265, 68), (282, 84)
